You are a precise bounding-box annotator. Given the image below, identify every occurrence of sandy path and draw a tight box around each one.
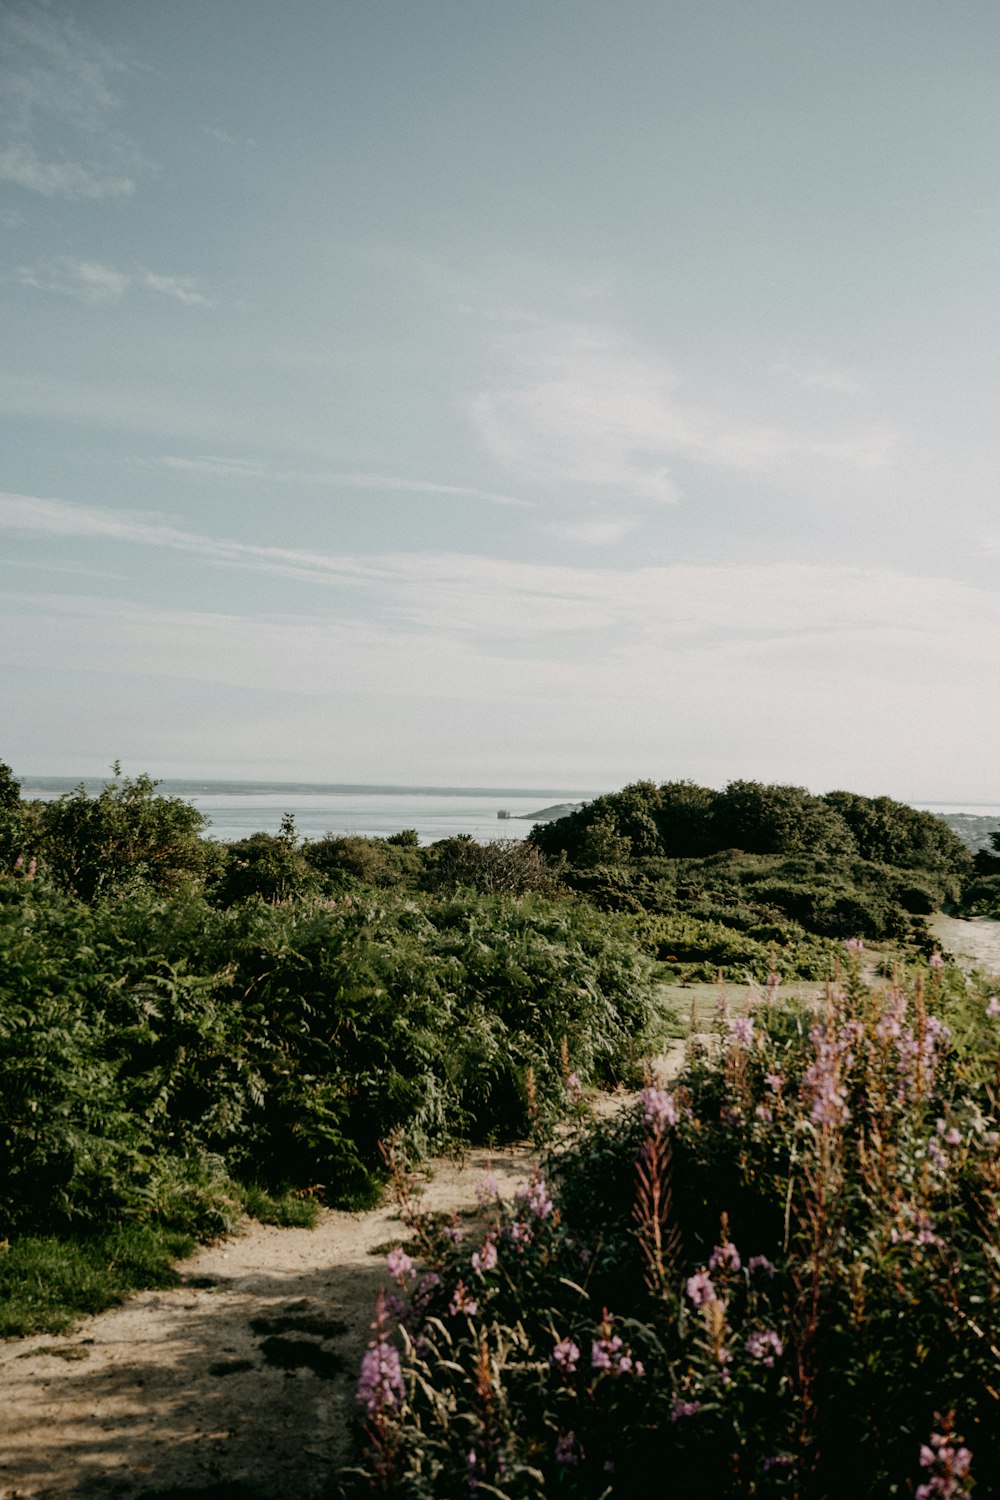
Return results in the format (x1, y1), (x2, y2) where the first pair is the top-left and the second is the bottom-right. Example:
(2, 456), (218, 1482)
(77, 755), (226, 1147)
(0, 1041), (688, 1500)
(929, 915), (1000, 978)
(0, 1146), (537, 1500)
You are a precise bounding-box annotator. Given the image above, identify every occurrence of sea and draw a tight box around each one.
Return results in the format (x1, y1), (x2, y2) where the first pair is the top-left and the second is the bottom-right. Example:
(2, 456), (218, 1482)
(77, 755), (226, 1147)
(18, 778), (598, 844)
(16, 779), (1000, 847)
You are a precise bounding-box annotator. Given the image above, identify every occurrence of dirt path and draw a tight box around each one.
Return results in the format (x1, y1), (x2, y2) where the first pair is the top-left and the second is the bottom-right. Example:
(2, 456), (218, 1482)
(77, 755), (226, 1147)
(0, 1047), (687, 1500)
(929, 914), (1000, 978)
(0, 1147), (537, 1500)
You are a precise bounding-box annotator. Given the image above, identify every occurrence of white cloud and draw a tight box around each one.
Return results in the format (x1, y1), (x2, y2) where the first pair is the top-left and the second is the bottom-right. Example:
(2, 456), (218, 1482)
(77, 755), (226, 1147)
(157, 456), (530, 507)
(5, 492), (1000, 792)
(14, 259), (212, 306)
(0, 142), (134, 199)
(470, 320), (893, 506)
(0, 5), (145, 200)
(209, 127), (256, 148)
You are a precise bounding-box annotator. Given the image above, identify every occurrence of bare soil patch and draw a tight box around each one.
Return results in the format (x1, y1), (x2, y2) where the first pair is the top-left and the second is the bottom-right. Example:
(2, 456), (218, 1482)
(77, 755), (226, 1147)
(0, 1148), (536, 1500)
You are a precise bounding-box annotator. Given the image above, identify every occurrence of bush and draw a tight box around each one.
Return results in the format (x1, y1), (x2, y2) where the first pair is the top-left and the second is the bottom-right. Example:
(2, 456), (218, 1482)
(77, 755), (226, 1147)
(346, 964), (1000, 1498)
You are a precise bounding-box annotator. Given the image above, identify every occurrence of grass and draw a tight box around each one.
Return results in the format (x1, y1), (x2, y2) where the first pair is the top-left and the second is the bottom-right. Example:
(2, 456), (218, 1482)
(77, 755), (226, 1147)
(0, 1223), (197, 1338)
(0, 1183), (320, 1340)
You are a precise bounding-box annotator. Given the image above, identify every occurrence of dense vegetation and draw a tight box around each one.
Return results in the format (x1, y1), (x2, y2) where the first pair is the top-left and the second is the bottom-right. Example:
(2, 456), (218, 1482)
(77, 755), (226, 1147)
(2, 762), (997, 1353)
(349, 961), (1000, 1498)
(0, 765), (659, 1333)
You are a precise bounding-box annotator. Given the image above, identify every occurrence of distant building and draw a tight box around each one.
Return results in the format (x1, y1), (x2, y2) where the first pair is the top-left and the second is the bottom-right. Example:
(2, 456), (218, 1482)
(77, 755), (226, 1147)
(497, 809), (512, 819)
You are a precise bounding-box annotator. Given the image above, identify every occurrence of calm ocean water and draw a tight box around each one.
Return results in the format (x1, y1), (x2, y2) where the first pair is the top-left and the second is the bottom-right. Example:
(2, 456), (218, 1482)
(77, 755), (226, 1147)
(18, 779), (999, 846)
(20, 780), (597, 844)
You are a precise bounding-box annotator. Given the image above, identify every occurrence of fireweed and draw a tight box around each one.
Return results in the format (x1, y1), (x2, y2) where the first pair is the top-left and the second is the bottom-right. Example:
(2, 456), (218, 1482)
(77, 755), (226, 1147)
(345, 972), (1000, 1497)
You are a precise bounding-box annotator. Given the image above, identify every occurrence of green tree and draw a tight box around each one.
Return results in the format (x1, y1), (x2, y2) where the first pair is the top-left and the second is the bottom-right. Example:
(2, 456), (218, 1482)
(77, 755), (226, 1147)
(38, 765), (209, 901)
(824, 790), (971, 873)
(215, 814), (319, 905)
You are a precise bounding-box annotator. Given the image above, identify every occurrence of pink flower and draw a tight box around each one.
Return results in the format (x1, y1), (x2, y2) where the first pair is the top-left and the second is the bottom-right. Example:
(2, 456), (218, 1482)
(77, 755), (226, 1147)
(470, 1235), (497, 1277)
(515, 1175), (553, 1219)
(356, 1339), (404, 1416)
(474, 1168), (500, 1205)
(986, 996), (1000, 1020)
(385, 1246), (415, 1281)
(671, 1399), (702, 1421)
(449, 1279), (478, 1317)
(686, 1270), (716, 1307)
(552, 1338), (580, 1373)
(746, 1329), (783, 1367)
(709, 1241), (741, 1275)
(640, 1086), (679, 1131)
(929, 952), (945, 970)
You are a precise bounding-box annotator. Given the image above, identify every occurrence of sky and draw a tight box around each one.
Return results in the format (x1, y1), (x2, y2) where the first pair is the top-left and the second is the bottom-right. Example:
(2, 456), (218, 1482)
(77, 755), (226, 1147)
(2, 0), (1000, 797)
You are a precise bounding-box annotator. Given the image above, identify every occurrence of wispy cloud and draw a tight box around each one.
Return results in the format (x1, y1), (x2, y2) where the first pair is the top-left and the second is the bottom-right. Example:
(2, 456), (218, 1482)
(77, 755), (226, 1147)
(0, 142), (134, 199)
(0, 5), (145, 199)
(4, 493), (998, 659)
(5, 491), (1000, 792)
(209, 127), (256, 148)
(157, 455), (529, 507)
(470, 320), (892, 508)
(14, 258), (212, 306)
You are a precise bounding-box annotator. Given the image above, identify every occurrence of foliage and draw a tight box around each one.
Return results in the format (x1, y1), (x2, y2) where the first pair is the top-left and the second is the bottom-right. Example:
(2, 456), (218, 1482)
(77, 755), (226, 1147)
(33, 764), (209, 901)
(213, 814), (320, 904)
(347, 963), (1000, 1498)
(0, 1224), (197, 1337)
(0, 882), (658, 1237)
(530, 778), (972, 877)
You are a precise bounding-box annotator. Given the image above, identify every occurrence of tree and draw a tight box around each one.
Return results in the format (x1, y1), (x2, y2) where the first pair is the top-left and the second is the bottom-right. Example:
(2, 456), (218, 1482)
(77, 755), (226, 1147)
(38, 766), (209, 900)
(712, 781), (856, 858)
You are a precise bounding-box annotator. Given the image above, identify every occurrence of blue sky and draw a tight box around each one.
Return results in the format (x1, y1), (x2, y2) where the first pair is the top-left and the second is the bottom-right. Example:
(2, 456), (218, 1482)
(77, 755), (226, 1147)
(3, 0), (1000, 795)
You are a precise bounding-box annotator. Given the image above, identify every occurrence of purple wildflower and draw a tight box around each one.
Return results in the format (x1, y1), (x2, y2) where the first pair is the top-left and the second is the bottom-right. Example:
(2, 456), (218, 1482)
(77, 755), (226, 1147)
(844, 937), (865, 953)
(987, 996), (1000, 1019)
(449, 1279), (478, 1317)
(671, 1399), (702, 1421)
(591, 1314), (643, 1376)
(802, 1022), (851, 1128)
(442, 1222), (465, 1244)
(551, 1338), (580, 1373)
(686, 1270), (716, 1307)
(554, 1433), (581, 1467)
(385, 1246), (415, 1281)
(566, 1071), (584, 1103)
(746, 1329), (783, 1367)
(641, 1086), (679, 1131)
(356, 1338), (404, 1416)
(709, 1241), (741, 1275)
(470, 1235), (498, 1277)
(515, 1175), (554, 1220)
(748, 1254), (776, 1277)
(474, 1169), (500, 1206)
(915, 1423), (972, 1500)
(727, 1015), (755, 1047)
(929, 952), (945, 971)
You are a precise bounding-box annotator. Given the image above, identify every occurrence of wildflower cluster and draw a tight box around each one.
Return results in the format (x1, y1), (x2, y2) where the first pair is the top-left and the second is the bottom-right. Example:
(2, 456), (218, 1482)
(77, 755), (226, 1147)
(348, 971), (1000, 1499)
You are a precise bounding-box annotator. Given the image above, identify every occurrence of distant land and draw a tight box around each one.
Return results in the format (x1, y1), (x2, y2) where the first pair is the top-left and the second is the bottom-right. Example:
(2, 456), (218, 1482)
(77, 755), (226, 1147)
(20, 778), (596, 801)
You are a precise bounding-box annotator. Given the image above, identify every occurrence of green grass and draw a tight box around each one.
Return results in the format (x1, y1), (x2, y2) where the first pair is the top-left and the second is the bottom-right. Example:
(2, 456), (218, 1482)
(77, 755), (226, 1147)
(238, 1183), (321, 1228)
(0, 1223), (197, 1338)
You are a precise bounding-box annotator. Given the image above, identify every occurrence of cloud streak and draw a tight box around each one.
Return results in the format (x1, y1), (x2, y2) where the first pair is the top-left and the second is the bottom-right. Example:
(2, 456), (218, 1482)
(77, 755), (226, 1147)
(470, 320), (893, 508)
(15, 259), (212, 305)
(0, 5), (145, 199)
(157, 456), (530, 507)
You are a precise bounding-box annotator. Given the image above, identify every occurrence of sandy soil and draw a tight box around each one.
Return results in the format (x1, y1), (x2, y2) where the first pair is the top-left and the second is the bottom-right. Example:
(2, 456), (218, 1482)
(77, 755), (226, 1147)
(0, 1043), (673, 1499)
(928, 914), (1000, 978)
(0, 1147), (537, 1500)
